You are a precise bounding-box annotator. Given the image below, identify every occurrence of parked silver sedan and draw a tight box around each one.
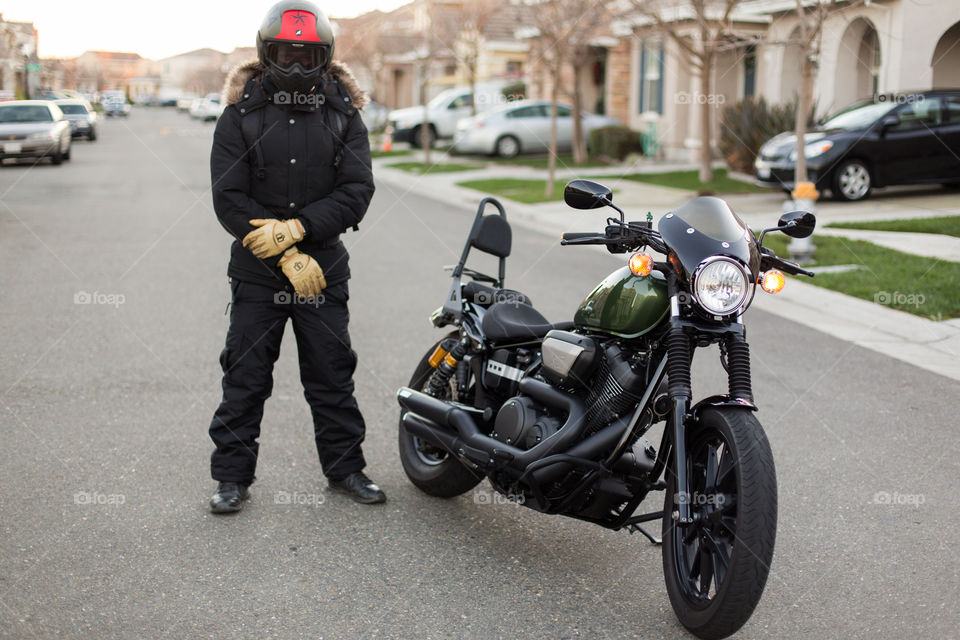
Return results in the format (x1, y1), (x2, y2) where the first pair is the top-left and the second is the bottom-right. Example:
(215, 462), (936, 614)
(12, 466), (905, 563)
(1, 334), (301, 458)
(0, 101), (72, 164)
(453, 99), (619, 157)
(54, 99), (98, 141)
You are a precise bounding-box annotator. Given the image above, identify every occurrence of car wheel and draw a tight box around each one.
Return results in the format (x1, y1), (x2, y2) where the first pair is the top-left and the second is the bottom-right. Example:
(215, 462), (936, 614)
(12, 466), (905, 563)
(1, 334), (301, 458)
(64, 143), (71, 161)
(495, 135), (520, 158)
(51, 144), (63, 165)
(832, 159), (872, 201)
(88, 129), (97, 141)
(411, 125), (436, 149)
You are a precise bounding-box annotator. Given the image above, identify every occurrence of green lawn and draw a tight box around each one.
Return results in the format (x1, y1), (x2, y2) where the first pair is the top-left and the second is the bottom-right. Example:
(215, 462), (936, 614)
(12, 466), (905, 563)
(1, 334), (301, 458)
(370, 148), (412, 159)
(763, 234), (960, 320)
(617, 168), (769, 194)
(386, 161), (483, 175)
(456, 178), (571, 204)
(489, 154), (609, 170)
(826, 215), (960, 239)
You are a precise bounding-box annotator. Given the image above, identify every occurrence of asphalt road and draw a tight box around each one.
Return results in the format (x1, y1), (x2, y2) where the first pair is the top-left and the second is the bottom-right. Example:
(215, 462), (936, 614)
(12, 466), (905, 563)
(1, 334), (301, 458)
(1, 108), (958, 639)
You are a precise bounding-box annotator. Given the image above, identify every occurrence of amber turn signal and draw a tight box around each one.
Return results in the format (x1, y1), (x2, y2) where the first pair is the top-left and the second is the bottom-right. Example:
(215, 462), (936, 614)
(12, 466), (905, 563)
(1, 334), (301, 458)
(761, 270), (786, 294)
(628, 252), (653, 277)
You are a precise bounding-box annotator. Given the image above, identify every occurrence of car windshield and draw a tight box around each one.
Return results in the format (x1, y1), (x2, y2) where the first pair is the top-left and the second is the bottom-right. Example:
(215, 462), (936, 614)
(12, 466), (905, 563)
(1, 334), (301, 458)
(821, 103), (893, 130)
(427, 90), (464, 109)
(0, 105), (53, 123)
(58, 104), (89, 115)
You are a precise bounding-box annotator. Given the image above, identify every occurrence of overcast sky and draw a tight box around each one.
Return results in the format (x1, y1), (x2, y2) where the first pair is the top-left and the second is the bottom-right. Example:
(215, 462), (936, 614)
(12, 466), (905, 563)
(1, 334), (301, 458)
(1, 0), (408, 60)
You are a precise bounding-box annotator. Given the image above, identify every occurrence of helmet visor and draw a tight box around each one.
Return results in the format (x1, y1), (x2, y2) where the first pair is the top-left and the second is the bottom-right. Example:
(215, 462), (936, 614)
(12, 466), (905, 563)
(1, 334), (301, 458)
(265, 42), (329, 73)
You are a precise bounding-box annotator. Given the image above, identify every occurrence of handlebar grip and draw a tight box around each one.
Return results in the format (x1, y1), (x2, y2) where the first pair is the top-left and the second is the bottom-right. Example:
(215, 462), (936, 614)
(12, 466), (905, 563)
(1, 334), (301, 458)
(561, 232), (602, 241)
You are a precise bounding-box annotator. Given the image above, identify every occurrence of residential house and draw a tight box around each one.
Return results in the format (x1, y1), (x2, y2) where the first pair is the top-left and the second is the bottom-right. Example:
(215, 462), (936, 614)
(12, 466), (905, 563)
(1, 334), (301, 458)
(0, 14), (39, 98)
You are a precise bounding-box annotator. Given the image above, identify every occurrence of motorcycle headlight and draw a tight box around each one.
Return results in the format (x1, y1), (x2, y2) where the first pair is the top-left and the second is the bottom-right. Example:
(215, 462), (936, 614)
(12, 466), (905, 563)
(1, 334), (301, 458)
(693, 257), (750, 316)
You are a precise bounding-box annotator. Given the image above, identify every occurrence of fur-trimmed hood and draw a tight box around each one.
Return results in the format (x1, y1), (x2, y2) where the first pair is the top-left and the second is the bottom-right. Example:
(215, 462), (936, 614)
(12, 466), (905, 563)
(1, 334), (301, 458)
(221, 58), (368, 110)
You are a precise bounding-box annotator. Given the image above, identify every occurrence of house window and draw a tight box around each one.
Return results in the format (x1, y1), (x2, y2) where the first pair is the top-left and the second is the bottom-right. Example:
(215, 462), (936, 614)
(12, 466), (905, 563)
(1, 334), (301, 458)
(506, 60), (523, 77)
(638, 40), (664, 114)
(743, 45), (756, 97)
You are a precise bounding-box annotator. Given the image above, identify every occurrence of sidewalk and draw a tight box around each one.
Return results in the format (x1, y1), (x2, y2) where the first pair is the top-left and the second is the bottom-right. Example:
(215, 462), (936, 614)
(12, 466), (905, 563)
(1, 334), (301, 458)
(372, 154), (960, 382)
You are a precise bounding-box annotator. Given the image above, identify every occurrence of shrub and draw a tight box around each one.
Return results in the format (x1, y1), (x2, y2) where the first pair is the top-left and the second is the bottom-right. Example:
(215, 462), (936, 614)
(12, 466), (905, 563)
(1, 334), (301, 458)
(501, 83), (526, 102)
(719, 97), (814, 174)
(588, 125), (644, 161)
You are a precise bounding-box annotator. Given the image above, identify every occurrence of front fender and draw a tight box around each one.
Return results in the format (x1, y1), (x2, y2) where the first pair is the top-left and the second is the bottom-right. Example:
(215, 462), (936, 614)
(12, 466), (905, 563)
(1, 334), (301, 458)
(690, 394), (757, 420)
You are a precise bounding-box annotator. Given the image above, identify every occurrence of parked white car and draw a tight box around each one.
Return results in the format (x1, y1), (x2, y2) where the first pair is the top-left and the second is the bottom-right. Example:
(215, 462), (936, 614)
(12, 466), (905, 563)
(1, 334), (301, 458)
(453, 100), (620, 158)
(387, 82), (509, 148)
(190, 93), (221, 121)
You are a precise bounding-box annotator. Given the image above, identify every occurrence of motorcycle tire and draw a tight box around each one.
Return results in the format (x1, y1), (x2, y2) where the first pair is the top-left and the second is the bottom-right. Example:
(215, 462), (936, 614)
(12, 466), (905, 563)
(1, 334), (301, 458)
(662, 407), (777, 639)
(398, 334), (483, 498)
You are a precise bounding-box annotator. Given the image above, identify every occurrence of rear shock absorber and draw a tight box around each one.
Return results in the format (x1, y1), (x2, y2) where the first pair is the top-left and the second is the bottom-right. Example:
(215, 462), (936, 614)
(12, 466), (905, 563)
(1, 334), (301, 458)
(427, 338), (468, 398)
(724, 332), (754, 402)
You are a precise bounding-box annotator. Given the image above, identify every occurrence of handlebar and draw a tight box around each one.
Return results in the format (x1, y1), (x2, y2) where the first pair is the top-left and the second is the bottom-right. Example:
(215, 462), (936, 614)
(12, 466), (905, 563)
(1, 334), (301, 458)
(560, 232), (609, 246)
(761, 252), (815, 277)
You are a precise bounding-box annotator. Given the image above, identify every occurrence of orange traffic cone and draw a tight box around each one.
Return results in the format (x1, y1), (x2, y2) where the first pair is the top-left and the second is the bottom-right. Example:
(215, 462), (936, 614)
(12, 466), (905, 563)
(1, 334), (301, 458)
(382, 131), (392, 153)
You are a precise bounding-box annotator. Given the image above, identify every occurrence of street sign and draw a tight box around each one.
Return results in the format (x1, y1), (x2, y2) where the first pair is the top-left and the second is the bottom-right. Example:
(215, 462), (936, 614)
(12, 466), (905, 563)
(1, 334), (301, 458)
(26, 64), (41, 71)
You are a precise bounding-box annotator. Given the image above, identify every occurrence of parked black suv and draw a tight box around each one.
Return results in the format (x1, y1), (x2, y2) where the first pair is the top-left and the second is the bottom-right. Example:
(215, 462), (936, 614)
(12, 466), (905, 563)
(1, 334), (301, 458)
(754, 90), (960, 201)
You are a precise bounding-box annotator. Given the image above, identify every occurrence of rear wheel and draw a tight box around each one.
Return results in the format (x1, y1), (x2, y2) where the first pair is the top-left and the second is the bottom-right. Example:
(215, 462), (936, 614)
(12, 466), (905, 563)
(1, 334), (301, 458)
(662, 407), (777, 639)
(398, 334), (483, 498)
(410, 125), (436, 149)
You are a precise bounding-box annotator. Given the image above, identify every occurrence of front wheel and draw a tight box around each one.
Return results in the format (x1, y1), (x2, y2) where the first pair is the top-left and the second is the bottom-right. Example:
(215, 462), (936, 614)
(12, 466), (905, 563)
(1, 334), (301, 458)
(495, 135), (520, 158)
(398, 334), (483, 498)
(832, 159), (872, 201)
(662, 407), (777, 639)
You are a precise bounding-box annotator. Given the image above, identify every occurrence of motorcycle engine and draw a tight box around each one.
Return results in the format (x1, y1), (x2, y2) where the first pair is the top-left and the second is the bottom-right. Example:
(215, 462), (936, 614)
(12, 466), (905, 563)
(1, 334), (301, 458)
(492, 397), (562, 450)
(584, 343), (651, 434)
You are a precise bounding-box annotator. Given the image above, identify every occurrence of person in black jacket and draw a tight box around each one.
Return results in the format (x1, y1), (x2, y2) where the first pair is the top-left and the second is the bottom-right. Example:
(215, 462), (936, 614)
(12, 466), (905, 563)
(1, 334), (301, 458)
(207, 0), (385, 512)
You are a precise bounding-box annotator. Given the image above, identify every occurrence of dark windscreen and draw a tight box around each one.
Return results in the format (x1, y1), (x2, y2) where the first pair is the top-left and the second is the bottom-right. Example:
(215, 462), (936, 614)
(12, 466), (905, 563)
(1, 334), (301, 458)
(668, 197), (748, 242)
(0, 105), (53, 123)
(58, 104), (89, 115)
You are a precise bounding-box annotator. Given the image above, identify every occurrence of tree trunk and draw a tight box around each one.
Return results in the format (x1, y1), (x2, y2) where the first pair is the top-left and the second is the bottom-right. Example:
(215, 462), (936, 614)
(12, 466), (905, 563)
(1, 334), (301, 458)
(545, 75), (560, 199)
(794, 56), (816, 185)
(420, 62), (431, 166)
(699, 50), (714, 184)
(571, 58), (586, 165)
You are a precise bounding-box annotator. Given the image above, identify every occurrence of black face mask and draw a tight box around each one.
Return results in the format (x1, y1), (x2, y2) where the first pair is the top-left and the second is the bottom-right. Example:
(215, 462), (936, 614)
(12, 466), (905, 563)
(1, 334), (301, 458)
(263, 41), (330, 93)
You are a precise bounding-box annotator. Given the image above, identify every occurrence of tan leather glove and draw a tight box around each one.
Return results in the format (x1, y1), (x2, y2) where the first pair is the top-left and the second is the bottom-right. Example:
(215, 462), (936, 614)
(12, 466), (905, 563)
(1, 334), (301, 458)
(242, 218), (304, 259)
(277, 247), (326, 298)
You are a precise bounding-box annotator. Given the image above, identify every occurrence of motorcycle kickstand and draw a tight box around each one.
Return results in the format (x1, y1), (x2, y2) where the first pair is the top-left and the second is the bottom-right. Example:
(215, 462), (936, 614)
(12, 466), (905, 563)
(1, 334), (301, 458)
(627, 523), (662, 545)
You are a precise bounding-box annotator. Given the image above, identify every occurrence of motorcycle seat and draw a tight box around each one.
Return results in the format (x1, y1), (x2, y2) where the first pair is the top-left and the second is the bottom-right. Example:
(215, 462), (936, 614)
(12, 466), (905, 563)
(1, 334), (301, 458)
(481, 301), (572, 342)
(462, 281), (532, 307)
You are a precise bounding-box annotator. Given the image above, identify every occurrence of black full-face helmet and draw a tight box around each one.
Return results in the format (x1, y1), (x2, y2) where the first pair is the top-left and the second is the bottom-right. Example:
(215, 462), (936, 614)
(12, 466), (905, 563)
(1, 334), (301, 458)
(256, 1), (335, 93)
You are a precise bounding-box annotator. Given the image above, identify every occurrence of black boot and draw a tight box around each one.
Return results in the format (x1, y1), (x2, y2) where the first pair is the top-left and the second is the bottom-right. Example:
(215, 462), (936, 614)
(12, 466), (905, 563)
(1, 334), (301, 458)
(209, 481), (250, 513)
(328, 472), (386, 504)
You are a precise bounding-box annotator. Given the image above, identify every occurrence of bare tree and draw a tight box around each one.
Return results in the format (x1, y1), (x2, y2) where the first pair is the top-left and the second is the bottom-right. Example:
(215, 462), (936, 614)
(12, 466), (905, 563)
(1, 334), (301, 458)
(527, 0), (612, 197)
(631, 0), (744, 183)
(455, 0), (503, 116)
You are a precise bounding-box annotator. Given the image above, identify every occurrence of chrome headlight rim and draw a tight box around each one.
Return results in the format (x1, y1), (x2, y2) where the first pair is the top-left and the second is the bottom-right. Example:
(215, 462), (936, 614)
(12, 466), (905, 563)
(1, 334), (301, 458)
(692, 256), (750, 316)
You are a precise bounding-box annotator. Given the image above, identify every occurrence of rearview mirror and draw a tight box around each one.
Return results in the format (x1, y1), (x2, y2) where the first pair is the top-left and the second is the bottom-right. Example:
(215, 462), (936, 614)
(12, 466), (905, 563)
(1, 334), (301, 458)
(564, 180), (612, 210)
(778, 210), (816, 238)
(880, 114), (900, 130)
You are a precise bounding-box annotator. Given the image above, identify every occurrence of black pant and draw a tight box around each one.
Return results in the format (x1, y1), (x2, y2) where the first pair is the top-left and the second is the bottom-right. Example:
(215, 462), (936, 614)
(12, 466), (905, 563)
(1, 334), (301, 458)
(209, 279), (366, 485)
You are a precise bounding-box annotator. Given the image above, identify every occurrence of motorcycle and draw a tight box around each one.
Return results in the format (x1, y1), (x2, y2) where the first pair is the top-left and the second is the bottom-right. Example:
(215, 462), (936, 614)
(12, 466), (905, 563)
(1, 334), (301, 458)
(396, 180), (816, 639)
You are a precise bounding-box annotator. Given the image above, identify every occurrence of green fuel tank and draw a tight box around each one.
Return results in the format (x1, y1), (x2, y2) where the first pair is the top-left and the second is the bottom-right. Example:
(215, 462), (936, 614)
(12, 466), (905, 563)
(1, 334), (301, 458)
(574, 266), (669, 339)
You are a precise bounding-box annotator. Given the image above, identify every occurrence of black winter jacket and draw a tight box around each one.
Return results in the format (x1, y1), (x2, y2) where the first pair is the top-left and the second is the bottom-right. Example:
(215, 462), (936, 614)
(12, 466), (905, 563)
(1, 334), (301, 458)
(210, 59), (375, 289)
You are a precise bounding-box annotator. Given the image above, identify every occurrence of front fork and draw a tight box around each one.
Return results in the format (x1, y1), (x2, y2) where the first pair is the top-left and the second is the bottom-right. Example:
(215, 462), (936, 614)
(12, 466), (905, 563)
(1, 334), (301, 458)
(665, 287), (694, 525)
(663, 275), (755, 526)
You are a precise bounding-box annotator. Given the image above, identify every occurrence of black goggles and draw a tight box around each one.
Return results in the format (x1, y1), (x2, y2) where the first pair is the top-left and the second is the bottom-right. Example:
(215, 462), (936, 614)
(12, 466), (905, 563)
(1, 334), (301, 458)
(265, 42), (330, 72)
